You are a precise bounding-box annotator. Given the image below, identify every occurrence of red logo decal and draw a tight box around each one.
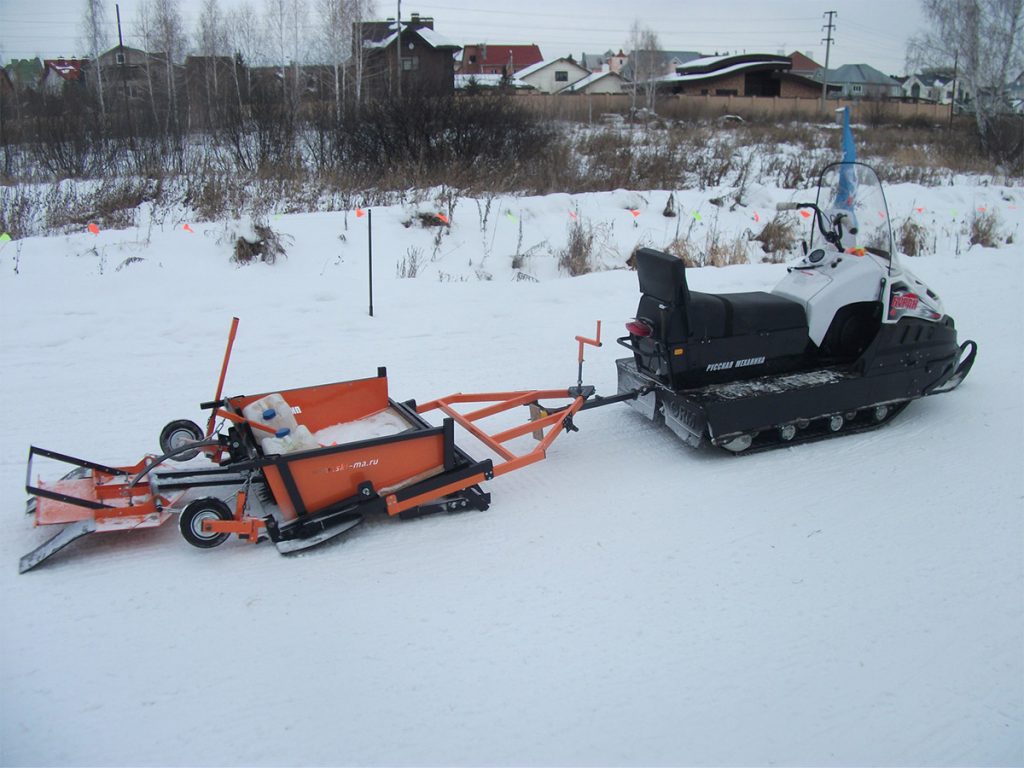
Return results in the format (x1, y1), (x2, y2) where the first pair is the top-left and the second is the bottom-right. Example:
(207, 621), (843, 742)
(891, 293), (920, 310)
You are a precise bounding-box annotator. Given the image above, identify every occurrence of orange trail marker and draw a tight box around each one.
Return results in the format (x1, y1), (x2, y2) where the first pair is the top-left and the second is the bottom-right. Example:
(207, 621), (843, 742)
(630, 209), (640, 217)
(182, 223), (194, 233)
(356, 208), (365, 218)
(753, 212), (760, 223)
(436, 213), (450, 224)
(800, 210), (812, 219)
(569, 211), (578, 220)
(977, 207), (987, 213)
(88, 223), (100, 234)
(916, 207), (925, 213)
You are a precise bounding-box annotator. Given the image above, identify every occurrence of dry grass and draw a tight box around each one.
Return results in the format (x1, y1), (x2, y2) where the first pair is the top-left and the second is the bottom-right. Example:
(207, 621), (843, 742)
(558, 218), (597, 276)
(969, 210), (1002, 248)
(753, 214), (798, 262)
(232, 223), (290, 266)
(895, 217), (930, 256)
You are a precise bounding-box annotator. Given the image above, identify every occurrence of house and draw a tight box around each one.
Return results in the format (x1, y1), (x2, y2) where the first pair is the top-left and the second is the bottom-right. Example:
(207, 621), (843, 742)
(901, 72), (957, 103)
(580, 49), (627, 74)
(4, 58), (44, 90)
(814, 63), (901, 99)
(94, 45), (169, 104)
(788, 51), (822, 78)
(40, 58), (86, 95)
(557, 69), (627, 95)
(514, 57), (590, 93)
(458, 44), (542, 76)
(657, 53), (798, 97)
(358, 13), (461, 98)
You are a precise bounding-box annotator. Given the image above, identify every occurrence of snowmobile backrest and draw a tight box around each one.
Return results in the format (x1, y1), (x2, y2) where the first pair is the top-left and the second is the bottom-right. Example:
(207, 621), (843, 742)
(635, 248), (689, 306)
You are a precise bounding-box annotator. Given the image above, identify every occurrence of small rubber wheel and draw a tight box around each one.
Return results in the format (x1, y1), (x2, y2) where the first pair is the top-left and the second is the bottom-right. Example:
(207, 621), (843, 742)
(179, 498), (233, 549)
(160, 419), (205, 461)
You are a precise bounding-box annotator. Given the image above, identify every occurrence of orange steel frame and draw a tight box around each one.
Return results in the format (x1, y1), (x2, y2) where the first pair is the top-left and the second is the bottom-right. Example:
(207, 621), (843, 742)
(381, 322), (603, 517)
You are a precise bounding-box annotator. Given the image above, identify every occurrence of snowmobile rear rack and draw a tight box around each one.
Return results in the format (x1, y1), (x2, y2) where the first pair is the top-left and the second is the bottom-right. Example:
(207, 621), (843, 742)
(20, 320), (617, 572)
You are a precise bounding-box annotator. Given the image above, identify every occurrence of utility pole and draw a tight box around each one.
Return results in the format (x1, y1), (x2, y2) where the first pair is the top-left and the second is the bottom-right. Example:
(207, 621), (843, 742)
(395, 0), (402, 98)
(115, 4), (134, 144)
(949, 50), (958, 129)
(820, 10), (836, 113)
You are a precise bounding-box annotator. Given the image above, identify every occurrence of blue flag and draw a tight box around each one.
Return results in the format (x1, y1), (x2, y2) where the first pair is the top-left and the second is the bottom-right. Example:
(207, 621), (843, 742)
(835, 106), (857, 211)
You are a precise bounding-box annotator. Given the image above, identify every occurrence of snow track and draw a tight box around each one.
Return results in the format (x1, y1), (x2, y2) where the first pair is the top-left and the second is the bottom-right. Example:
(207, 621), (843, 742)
(1, 188), (1021, 765)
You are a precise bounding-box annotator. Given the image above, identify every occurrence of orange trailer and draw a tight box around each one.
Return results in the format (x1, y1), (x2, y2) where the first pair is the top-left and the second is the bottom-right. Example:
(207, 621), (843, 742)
(21, 320), (635, 572)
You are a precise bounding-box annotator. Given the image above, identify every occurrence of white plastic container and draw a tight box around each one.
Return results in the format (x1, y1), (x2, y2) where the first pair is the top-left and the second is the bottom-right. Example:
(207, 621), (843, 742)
(260, 425), (321, 455)
(242, 393), (299, 438)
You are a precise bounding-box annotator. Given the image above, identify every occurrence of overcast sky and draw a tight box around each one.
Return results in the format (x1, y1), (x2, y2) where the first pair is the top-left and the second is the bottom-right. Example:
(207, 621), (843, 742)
(0, 0), (925, 76)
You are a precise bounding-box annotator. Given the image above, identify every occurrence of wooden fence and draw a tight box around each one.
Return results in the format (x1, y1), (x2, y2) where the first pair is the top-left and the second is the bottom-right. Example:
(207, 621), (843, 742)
(510, 92), (952, 125)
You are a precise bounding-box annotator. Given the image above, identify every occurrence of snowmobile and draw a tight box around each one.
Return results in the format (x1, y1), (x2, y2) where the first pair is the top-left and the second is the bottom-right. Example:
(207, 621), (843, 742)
(616, 161), (977, 453)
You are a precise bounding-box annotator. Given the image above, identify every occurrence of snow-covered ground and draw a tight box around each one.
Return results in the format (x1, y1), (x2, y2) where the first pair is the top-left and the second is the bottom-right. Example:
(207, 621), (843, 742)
(1, 180), (1021, 766)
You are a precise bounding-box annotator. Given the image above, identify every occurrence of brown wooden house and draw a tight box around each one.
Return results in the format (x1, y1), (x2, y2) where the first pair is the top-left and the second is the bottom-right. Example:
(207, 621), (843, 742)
(358, 14), (461, 99)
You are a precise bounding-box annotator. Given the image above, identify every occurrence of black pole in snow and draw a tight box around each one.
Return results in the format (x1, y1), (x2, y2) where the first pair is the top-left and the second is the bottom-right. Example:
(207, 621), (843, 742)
(368, 209), (374, 317)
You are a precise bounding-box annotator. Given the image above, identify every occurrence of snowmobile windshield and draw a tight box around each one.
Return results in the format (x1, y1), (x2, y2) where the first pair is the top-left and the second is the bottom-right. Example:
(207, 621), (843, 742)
(812, 161), (893, 261)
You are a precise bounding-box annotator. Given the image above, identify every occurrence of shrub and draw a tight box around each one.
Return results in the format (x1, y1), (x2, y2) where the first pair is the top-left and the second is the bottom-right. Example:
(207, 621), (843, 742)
(895, 217), (929, 256)
(753, 214), (797, 262)
(558, 218), (596, 276)
(969, 210), (1001, 248)
(232, 223), (289, 265)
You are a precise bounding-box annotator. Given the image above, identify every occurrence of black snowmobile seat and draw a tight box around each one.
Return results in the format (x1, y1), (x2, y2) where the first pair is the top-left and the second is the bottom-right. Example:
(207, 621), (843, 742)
(717, 292), (807, 336)
(634, 247), (806, 339)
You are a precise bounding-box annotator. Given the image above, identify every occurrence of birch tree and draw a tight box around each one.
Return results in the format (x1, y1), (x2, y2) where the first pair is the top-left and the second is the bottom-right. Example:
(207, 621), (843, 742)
(908, 0), (1024, 155)
(315, 0), (349, 120)
(626, 20), (664, 115)
(81, 0), (110, 118)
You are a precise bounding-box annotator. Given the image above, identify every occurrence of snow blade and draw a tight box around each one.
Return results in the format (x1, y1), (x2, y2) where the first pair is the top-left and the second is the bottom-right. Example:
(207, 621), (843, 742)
(19, 519), (97, 574)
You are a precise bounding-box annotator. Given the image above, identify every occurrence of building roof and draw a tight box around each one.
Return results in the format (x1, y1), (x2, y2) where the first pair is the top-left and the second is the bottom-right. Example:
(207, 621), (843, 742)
(461, 44), (542, 72)
(818, 63), (899, 86)
(42, 58), (85, 81)
(515, 57), (589, 80)
(557, 70), (626, 93)
(662, 50), (703, 65)
(362, 21), (459, 51)
(654, 53), (790, 84)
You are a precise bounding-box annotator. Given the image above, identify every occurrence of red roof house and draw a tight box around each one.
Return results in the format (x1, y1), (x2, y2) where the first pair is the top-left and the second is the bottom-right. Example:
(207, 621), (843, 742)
(458, 44), (543, 76)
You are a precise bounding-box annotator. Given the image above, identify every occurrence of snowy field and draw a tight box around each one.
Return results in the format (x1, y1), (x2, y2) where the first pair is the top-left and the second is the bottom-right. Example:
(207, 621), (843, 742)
(0, 180), (1021, 766)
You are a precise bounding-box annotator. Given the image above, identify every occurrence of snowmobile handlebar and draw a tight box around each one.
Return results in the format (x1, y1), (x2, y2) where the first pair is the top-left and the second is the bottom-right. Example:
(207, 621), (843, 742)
(777, 201), (843, 248)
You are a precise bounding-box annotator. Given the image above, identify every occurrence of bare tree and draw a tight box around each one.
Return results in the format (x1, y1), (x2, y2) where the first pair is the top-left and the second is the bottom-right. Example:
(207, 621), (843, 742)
(351, 0), (372, 111)
(908, 0), (1024, 155)
(134, 1), (163, 130)
(227, 0), (262, 109)
(136, 0), (188, 134)
(195, 0), (231, 127)
(313, 0), (374, 118)
(626, 20), (664, 116)
(315, 0), (349, 120)
(264, 0), (307, 110)
(81, 0), (110, 119)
